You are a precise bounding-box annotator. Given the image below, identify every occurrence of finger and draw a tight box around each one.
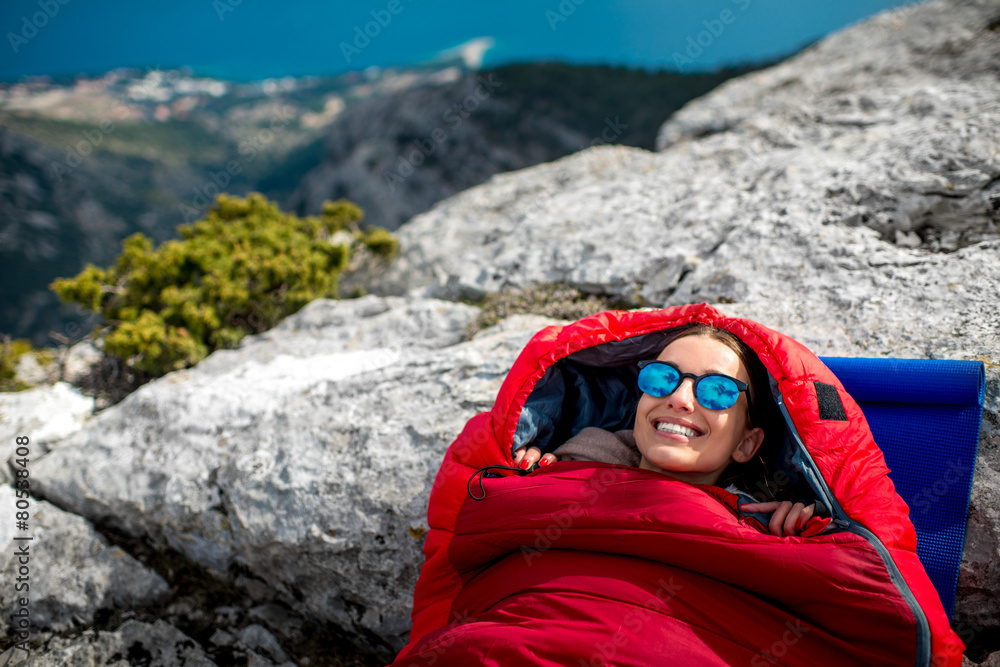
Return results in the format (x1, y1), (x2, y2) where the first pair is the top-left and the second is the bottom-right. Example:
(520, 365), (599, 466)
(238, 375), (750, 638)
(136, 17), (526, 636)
(796, 504), (815, 532)
(539, 454), (557, 467)
(740, 501), (780, 512)
(769, 501), (792, 537)
(514, 448), (534, 466)
(519, 447), (541, 469)
(787, 503), (818, 536)
(784, 502), (808, 537)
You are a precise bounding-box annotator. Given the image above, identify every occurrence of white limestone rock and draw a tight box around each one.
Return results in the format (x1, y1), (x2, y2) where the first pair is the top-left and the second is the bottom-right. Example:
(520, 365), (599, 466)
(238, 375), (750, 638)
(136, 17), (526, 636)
(29, 297), (547, 659)
(0, 383), (94, 485)
(0, 382), (94, 450)
(60, 340), (102, 385)
(12, 353), (57, 388)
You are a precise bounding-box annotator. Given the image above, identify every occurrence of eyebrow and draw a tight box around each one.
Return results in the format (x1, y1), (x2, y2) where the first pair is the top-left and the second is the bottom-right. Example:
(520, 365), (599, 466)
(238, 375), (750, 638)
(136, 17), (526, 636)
(657, 359), (734, 377)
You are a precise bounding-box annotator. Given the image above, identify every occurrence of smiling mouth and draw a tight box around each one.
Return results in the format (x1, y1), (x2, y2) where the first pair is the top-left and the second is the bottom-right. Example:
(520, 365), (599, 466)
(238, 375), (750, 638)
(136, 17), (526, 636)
(654, 421), (702, 437)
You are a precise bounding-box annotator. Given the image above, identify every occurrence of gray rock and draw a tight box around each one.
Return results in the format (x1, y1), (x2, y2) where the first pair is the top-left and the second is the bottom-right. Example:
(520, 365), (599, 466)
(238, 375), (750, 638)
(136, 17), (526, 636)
(359, 146), (667, 301)
(0, 383), (94, 458)
(30, 296), (548, 658)
(208, 629), (236, 648)
(957, 374), (1000, 635)
(192, 294), (478, 376)
(963, 650), (1000, 667)
(206, 624), (296, 667)
(235, 624), (290, 664)
(0, 619), (214, 667)
(60, 341), (102, 386)
(12, 354), (57, 389)
(0, 485), (169, 636)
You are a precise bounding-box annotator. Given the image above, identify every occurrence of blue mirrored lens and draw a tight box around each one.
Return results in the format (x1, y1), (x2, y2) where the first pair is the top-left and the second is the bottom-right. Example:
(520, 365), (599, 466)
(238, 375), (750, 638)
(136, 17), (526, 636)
(637, 363), (741, 410)
(638, 364), (680, 397)
(696, 375), (740, 410)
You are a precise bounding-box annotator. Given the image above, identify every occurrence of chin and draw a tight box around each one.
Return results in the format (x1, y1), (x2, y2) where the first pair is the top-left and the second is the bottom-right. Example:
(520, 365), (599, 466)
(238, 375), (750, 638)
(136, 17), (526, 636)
(642, 454), (684, 475)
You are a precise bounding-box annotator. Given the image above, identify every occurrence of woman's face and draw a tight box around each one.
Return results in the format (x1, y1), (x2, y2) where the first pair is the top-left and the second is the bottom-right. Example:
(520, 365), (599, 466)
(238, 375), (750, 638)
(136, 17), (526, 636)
(633, 334), (764, 486)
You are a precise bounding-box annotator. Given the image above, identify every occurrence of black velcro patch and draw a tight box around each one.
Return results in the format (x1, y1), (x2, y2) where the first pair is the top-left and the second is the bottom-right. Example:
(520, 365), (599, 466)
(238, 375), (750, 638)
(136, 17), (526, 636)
(815, 381), (848, 421)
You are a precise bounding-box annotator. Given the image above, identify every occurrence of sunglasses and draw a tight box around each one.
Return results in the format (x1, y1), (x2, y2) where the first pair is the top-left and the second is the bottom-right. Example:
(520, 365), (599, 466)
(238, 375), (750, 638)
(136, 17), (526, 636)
(636, 360), (749, 411)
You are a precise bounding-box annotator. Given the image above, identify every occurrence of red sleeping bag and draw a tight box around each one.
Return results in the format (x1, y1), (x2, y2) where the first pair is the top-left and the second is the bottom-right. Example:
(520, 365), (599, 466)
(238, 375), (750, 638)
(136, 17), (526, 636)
(390, 304), (964, 666)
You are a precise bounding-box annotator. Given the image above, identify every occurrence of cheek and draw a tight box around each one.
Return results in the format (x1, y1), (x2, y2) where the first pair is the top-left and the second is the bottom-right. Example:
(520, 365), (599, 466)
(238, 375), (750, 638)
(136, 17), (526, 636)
(712, 411), (748, 444)
(728, 406), (750, 434)
(635, 395), (655, 422)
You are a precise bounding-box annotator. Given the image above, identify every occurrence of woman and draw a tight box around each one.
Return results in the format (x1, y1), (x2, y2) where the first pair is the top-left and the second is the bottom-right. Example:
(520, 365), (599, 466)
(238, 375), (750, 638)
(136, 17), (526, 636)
(391, 304), (963, 666)
(513, 324), (817, 537)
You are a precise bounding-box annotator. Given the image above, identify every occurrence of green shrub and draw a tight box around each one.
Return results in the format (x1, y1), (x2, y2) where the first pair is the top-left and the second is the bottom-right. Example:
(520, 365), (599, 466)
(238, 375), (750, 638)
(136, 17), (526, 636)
(51, 193), (395, 378)
(0, 338), (33, 392)
(361, 227), (399, 258)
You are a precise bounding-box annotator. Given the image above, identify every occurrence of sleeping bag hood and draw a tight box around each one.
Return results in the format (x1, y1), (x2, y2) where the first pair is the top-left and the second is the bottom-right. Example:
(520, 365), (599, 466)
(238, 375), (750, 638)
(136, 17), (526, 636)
(391, 304), (964, 666)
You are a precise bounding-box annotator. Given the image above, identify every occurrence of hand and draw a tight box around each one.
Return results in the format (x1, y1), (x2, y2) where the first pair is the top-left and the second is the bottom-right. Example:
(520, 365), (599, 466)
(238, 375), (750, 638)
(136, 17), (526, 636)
(740, 501), (816, 537)
(513, 446), (557, 470)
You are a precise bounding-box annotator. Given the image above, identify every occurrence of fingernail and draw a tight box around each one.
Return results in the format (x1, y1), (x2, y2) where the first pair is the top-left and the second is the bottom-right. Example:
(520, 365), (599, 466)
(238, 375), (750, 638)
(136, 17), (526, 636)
(520, 459), (530, 469)
(539, 458), (550, 467)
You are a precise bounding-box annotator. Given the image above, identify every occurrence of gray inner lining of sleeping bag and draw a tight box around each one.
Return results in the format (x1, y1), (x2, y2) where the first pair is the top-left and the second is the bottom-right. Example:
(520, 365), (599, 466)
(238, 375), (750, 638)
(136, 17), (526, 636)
(512, 332), (668, 455)
(512, 329), (814, 502)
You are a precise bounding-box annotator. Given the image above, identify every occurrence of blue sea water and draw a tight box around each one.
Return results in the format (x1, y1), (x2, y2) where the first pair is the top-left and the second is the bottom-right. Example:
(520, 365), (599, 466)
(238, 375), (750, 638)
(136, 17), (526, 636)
(1, 0), (921, 82)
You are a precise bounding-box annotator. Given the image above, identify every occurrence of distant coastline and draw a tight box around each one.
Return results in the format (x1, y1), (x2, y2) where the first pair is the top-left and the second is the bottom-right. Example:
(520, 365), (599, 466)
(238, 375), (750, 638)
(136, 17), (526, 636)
(0, 1), (920, 83)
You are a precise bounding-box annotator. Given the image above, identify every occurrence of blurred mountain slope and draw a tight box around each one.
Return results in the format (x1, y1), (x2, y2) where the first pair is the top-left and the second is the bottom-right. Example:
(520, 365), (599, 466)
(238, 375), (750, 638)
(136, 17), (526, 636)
(1, 62), (754, 346)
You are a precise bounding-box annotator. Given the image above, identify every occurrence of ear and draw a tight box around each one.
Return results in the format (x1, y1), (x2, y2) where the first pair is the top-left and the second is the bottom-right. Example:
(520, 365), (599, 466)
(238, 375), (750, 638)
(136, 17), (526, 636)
(731, 427), (765, 464)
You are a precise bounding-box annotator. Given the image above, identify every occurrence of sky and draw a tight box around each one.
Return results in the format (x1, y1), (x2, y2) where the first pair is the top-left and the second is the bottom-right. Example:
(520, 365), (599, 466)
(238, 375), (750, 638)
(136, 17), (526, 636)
(0, 0), (923, 82)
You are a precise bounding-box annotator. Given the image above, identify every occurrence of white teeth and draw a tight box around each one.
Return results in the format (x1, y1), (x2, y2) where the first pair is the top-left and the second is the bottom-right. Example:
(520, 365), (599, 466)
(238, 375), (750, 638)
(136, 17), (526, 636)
(655, 422), (698, 437)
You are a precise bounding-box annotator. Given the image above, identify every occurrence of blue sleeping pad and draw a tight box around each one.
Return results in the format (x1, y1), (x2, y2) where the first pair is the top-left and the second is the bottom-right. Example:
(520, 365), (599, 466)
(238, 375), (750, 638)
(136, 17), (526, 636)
(820, 357), (985, 619)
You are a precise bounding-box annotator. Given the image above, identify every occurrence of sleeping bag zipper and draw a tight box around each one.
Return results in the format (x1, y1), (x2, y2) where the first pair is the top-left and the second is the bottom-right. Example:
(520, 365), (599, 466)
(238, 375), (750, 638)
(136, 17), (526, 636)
(777, 394), (932, 667)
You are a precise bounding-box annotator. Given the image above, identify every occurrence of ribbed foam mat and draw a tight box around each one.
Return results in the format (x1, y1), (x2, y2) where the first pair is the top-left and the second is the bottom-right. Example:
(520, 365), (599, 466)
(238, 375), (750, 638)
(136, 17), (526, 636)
(820, 356), (985, 618)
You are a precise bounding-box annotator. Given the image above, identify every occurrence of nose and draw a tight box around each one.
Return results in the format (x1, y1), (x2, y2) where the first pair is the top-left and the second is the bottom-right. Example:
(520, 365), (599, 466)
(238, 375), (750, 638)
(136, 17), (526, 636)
(665, 377), (697, 412)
